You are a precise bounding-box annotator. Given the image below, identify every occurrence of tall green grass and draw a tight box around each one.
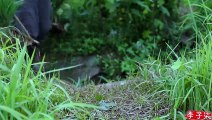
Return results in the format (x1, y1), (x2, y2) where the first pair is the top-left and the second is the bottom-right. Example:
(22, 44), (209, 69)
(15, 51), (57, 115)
(0, 0), (22, 27)
(139, 0), (212, 119)
(0, 31), (95, 119)
(170, 1), (212, 118)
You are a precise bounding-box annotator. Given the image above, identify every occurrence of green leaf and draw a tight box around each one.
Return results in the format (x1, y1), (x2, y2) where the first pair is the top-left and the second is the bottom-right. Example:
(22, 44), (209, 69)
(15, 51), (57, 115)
(133, 0), (150, 11)
(131, 9), (142, 17)
(0, 64), (10, 72)
(171, 59), (182, 70)
(0, 49), (4, 62)
(158, 0), (165, 6)
(0, 105), (28, 120)
(154, 19), (164, 30)
(56, 8), (63, 16)
(161, 6), (170, 16)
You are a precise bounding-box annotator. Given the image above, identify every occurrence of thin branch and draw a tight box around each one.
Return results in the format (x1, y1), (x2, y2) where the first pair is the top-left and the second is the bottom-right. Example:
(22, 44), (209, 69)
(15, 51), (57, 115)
(14, 15), (39, 45)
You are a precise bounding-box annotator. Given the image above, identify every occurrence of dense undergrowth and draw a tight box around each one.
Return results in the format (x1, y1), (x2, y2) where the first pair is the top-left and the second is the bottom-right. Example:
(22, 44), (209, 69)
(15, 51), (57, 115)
(44, 0), (181, 78)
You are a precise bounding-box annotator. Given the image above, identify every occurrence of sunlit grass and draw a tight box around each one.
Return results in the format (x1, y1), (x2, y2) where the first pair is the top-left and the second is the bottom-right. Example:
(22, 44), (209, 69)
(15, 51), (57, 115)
(0, 31), (95, 120)
(139, 38), (212, 119)
(170, 0), (212, 114)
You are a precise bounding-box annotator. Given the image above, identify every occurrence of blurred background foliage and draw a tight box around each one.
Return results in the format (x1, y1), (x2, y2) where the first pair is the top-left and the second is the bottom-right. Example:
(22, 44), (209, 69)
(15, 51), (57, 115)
(1, 0), (211, 79)
(44, 0), (182, 79)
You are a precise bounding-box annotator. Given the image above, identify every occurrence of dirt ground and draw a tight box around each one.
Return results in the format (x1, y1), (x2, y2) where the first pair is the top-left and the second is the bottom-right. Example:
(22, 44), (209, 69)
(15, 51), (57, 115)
(61, 79), (171, 120)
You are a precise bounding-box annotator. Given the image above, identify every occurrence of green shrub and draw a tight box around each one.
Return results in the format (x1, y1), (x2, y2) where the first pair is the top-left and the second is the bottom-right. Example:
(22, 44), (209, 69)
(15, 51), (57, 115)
(48, 0), (181, 78)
